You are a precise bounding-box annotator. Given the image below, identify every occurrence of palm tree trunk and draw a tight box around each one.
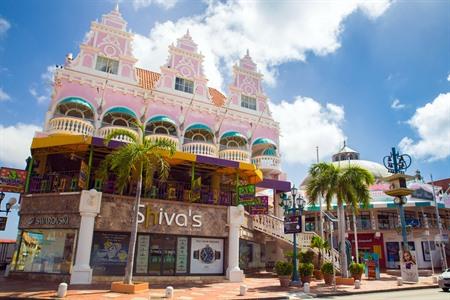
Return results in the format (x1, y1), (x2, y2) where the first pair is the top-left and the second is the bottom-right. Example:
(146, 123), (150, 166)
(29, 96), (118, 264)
(123, 169), (143, 284)
(338, 203), (348, 277)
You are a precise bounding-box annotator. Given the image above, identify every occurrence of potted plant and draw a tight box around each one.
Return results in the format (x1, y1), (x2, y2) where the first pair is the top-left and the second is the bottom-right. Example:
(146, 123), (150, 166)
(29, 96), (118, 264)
(311, 236), (329, 280)
(275, 261), (293, 287)
(299, 263), (314, 284)
(321, 262), (334, 285)
(349, 262), (364, 281)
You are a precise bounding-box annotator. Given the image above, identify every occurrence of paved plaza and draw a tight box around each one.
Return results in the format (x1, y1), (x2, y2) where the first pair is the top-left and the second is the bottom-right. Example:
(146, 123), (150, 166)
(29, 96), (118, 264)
(0, 273), (439, 299)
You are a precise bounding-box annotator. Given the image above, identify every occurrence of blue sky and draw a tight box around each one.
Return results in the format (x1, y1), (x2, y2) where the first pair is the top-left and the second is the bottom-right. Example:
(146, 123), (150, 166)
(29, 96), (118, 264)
(0, 0), (449, 239)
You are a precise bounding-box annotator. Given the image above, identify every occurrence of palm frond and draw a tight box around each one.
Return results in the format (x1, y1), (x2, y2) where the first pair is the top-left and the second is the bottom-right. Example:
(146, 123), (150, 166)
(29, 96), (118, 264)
(103, 128), (139, 145)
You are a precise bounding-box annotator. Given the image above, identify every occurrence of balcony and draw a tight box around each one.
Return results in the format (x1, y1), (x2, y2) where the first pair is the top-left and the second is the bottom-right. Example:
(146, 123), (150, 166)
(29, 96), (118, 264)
(219, 147), (250, 163)
(182, 141), (218, 157)
(98, 125), (138, 143)
(48, 116), (94, 136)
(146, 134), (180, 150)
(251, 155), (281, 172)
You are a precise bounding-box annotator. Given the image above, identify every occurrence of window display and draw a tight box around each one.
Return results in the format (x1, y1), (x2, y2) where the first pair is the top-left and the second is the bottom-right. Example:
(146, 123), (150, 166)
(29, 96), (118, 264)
(13, 229), (76, 274)
(190, 237), (224, 274)
(90, 232), (129, 275)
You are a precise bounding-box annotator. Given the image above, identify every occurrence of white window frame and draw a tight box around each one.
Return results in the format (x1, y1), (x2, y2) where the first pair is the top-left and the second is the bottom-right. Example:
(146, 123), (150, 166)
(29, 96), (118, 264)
(241, 94), (257, 110)
(175, 77), (194, 94)
(95, 56), (119, 75)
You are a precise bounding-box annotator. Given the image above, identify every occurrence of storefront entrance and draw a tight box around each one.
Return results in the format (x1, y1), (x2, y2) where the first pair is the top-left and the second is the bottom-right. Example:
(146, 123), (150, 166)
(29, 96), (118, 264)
(147, 235), (177, 275)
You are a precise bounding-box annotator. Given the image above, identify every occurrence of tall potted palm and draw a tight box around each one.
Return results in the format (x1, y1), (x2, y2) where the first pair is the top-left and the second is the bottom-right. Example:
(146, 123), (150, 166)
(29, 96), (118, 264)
(310, 235), (329, 279)
(306, 162), (374, 278)
(98, 121), (176, 292)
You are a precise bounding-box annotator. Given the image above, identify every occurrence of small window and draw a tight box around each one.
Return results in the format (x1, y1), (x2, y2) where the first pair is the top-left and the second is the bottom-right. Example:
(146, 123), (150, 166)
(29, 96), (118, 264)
(95, 56), (119, 74)
(241, 95), (257, 110)
(175, 77), (194, 94)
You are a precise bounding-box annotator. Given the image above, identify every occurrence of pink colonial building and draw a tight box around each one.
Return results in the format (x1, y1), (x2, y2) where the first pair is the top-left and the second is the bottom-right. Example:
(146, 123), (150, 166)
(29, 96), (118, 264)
(10, 7), (329, 284)
(44, 7), (281, 175)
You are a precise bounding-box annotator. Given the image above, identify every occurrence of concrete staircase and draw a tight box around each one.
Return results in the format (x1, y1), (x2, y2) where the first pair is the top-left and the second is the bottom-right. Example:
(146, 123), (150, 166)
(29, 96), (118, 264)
(251, 213), (341, 272)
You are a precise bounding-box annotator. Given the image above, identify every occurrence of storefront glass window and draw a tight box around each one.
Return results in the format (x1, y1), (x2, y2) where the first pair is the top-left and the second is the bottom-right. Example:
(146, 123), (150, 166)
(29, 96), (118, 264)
(13, 229), (76, 274)
(91, 232), (130, 276)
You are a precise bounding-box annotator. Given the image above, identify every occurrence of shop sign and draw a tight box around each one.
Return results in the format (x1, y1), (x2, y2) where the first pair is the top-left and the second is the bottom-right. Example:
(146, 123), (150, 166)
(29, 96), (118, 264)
(135, 235), (150, 274)
(190, 237), (224, 274)
(0, 217), (7, 231)
(0, 167), (27, 193)
(238, 184), (255, 200)
(400, 249), (418, 282)
(78, 161), (89, 190)
(363, 252), (380, 280)
(284, 214), (302, 234)
(137, 204), (202, 228)
(176, 237), (188, 273)
(249, 196), (269, 215)
(26, 215), (69, 226)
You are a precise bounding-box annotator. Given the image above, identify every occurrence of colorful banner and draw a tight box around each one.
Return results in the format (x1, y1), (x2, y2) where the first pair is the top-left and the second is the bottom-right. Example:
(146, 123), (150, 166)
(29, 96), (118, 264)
(78, 161), (89, 190)
(249, 196), (269, 215)
(0, 167), (27, 193)
(191, 177), (201, 202)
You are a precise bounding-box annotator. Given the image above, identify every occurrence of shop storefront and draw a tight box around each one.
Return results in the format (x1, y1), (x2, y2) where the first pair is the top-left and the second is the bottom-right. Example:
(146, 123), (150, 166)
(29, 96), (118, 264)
(90, 194), (228, 277)
(347, 232), (385, 269)
(11, 194), (81, 276)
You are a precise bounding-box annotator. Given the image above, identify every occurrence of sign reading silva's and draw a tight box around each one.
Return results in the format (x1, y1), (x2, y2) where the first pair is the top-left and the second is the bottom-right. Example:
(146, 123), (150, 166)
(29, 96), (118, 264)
(0, 167), (27, 193)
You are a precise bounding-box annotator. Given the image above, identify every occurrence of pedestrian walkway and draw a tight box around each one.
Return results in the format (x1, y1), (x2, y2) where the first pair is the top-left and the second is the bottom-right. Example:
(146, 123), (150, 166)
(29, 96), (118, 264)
(0, 273), (438, 299)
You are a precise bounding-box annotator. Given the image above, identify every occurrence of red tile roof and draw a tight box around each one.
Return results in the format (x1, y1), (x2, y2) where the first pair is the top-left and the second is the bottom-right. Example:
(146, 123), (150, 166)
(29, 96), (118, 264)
(136, 68), (226, 107)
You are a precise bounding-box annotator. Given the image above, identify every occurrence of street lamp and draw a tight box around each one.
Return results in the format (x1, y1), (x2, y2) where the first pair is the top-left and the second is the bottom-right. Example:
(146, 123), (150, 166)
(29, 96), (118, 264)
(383, 147), (413, 251)
(0, 192), (17, 215)
(282, 185), (305, 285)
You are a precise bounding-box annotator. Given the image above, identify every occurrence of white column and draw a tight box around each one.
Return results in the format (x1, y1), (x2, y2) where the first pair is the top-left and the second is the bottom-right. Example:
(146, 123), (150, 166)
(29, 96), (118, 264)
(70, 189), (102, 284)
(226, 205), (245, 282)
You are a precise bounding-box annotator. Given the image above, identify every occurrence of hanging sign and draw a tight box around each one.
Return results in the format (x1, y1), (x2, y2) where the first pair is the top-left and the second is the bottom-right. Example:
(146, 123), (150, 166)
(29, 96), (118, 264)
(238, 184), (256, 200)
(284, 214), (302, 234)
(78, 161), (89, 190)
(249, 196), (269, 215)
(0, 167), (27, 193)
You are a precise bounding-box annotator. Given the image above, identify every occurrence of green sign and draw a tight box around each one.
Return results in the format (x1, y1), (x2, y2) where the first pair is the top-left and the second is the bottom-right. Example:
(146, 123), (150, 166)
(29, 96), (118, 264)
(238, 184), (255, 199)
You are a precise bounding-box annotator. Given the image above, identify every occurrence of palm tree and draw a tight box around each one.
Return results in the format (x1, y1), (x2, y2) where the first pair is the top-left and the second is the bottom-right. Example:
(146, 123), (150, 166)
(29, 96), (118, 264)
(311, 235), (329, 268)
(98, 121), (176, 285)
(306, 162), (374, 277)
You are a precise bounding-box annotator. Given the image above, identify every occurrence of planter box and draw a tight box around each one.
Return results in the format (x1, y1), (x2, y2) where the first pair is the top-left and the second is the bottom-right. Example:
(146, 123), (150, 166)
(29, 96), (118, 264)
(335, 276), (355, 285)
(111, 281), (149, 294)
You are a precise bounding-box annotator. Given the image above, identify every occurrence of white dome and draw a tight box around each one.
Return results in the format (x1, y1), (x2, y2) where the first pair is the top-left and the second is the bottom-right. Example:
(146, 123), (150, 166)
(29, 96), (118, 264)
(331, 159), (390, 179)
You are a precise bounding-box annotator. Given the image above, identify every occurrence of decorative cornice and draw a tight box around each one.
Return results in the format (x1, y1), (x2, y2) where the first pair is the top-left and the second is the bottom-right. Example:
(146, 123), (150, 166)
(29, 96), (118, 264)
(169, 45), (204, 60)
(91, 22), (133, 39)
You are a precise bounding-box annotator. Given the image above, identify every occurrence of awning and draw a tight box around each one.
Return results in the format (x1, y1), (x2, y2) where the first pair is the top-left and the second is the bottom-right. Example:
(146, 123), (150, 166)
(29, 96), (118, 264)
(221, 131), (247, 140)
(185, 124), (213, 133)
(147, 115), (177, 125)
(252, 137), (277, 147)
(104, 107), (137, 118)
(59, 97), (94, 111)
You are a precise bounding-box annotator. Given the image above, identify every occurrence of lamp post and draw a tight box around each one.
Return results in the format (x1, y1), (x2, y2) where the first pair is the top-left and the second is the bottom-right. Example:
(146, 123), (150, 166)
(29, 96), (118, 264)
(0, 192), (17, 215)
(383, 147), (413, 251)
(282, 185), (305, 285)
(430, 174), (448, 270)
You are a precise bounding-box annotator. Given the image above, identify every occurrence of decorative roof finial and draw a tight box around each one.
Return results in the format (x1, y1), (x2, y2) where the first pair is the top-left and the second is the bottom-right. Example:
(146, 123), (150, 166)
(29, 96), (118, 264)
(343, 140), (346, 147)
(115, 1), (119, 12)
(186, 29), (190, 36)
(246, 49), (250, 56)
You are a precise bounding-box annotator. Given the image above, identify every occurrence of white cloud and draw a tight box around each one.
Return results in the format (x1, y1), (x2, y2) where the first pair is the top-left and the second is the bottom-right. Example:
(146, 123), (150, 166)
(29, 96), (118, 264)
(447, 73), (450, 82)
(29, 65), (56, 104)
(269, 96), (346, 164)
(132, 0), (178, 10)
(0, 87), (11, 102)
(132, 1), (391, 89)
(0, 17), (10, 36)
(0, 123), (41, 168)
(399, 93), (450, 161)
(391, 98), (405, 110)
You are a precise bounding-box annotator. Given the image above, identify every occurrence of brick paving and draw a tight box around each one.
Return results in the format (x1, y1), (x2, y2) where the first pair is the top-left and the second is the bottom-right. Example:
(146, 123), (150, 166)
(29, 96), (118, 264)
(0, 273), (439, 299)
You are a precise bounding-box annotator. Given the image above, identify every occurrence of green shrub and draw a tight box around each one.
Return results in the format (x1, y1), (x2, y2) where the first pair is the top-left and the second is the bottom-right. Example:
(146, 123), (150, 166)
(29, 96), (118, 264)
(299, 263), (314, 276)
(349, 262), (364, 276)
(321, 262), (334, 275)
(301, 250), (315, 264)
(275, 261), (293, 276)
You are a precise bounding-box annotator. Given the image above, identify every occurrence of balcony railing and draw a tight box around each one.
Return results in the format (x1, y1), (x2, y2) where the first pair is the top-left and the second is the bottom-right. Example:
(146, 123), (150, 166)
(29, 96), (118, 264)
(29, 170), (81, 194)
(182, 140), (218, 157)
(251, 155), (281, 171)
(48, 116), (94, 136)
(146, 134), (180, 150)
(219, 148), (250, 163)
(98, 125), (138, 143)
(28, 172), (235, 206)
